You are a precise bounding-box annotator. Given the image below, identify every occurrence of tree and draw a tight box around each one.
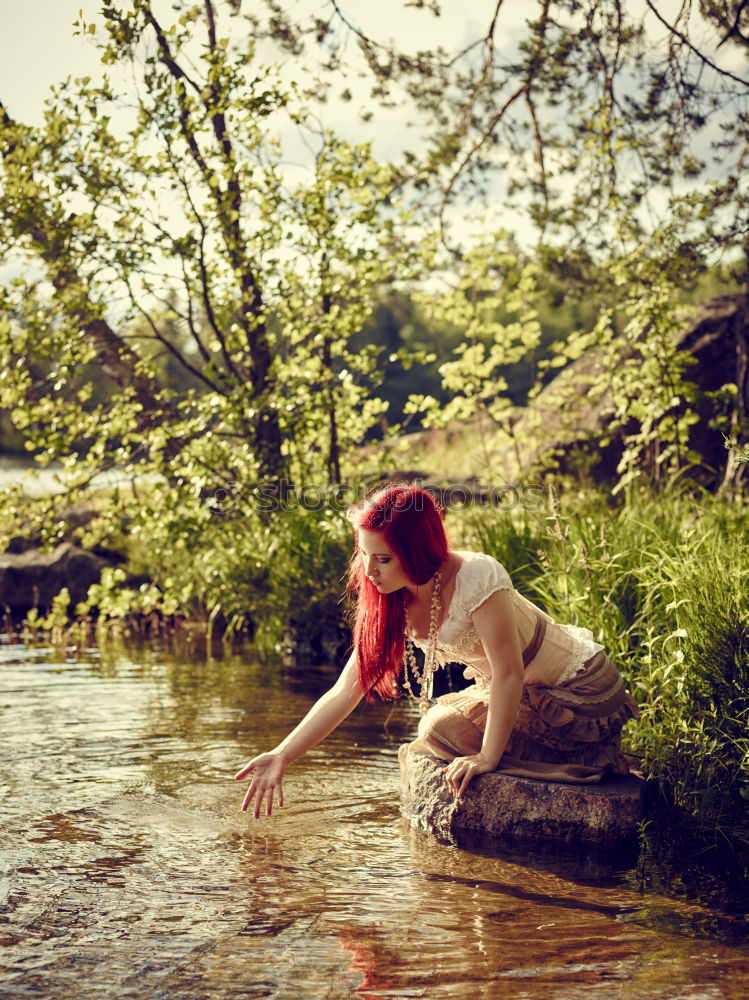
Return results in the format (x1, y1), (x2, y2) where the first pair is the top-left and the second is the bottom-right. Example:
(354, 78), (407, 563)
(252, 0), (749, 487)
(0, 0), (413, 642)
(1, 0), (747, 639)
(0, 2), (411, 494)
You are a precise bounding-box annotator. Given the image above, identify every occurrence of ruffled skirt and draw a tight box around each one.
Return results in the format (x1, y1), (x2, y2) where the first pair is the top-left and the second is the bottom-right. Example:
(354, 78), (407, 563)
(415, 651), (639, 784)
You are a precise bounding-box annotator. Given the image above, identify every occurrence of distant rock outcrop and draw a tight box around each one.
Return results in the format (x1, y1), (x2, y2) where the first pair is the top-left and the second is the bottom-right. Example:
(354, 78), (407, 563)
(506, 294), (747, 485)
(399, 742), (645, 849)
(0, 542), (113, 613)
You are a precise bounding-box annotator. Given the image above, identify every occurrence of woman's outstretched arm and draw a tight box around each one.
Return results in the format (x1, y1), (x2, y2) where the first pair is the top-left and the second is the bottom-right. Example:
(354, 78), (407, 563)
(234, 651), (363, 818)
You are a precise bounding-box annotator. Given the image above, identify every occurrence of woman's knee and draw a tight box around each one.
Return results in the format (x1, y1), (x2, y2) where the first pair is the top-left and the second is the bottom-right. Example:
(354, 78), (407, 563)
(417, 703), (483, 759)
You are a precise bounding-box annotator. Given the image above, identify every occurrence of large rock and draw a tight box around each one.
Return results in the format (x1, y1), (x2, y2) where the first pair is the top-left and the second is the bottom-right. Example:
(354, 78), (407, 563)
(399, 741), (645, 849)
(504, 293), (747, 485)
(0, 542), (112, 613)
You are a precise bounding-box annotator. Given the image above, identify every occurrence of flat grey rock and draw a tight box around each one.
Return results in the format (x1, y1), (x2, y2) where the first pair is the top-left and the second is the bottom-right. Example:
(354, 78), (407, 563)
(399, 741), (645, 849)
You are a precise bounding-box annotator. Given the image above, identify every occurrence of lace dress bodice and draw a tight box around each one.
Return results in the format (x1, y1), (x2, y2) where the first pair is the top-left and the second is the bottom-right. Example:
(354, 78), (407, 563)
(409, 552), (603, 686)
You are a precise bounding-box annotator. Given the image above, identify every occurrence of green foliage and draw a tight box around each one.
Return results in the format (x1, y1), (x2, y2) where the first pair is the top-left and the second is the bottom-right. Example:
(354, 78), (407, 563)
(400, 234), (712, 495)
(0, 2), (418, 506)
(405, 237), (545, 463)
(533, 243), (703, 495)
(632, 520), (749, 840)
(0, 1), (423, 645)
(71, 480), (354, 658)
(22, 588), (73, 645)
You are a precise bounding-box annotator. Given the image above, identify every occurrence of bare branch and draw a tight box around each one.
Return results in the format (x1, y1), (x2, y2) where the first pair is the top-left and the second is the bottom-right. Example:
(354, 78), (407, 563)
(178, 255), (214, 367)
(205, 0), (218, 49)
(195, 223), (239, 378)
(156, 124), (243, 383)
(153, 3), (272, 408)
(122, 275), (225, 395)
(525, 90), (549, 230)
(454, 0), (505, 138)
(326, 0), (494, 75)
(328, 0), (387, 52)
(144, 12), (202, 96)
(716, 0), (749, 48)
(645, 0), (749, 88)
(437, 0), (551, 245)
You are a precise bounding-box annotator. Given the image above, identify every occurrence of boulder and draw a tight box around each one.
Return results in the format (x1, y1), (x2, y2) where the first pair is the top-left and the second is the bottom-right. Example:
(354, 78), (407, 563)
(0, 542), (112, 613)
(504, 293), (747, 485)
(399, 741), (645, 849)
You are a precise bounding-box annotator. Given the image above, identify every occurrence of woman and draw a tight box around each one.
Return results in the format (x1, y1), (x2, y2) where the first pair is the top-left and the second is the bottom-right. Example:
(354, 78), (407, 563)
(235, 483), (639, 819)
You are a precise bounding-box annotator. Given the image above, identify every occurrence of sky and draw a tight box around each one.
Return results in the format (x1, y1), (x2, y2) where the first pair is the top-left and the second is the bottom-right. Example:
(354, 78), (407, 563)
(0, 3), (500, 198)
(2, 1), (742, 155)
(0, 3), (106, 122)
(0, 1), (499, 130)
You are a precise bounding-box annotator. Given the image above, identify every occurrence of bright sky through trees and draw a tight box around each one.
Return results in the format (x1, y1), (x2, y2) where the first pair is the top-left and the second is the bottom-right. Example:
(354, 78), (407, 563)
(1, 2), (495, 137)
(0, 1), (527, 245)
(2, 1), (744, 251)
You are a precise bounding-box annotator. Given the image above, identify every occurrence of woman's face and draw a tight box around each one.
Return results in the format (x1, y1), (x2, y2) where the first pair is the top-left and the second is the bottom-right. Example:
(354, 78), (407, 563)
(357, 529), (413, 595)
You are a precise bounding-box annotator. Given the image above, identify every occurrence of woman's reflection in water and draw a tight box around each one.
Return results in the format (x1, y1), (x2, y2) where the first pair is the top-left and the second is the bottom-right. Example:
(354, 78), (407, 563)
(336, 926), (398, 999)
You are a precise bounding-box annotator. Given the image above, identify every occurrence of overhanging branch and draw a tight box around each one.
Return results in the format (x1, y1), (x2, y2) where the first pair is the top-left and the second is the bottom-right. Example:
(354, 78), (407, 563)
(645, 0), (749, 89)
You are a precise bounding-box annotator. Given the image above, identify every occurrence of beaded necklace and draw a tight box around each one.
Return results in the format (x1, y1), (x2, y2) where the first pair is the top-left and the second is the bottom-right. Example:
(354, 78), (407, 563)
(402, 570), (442, 715)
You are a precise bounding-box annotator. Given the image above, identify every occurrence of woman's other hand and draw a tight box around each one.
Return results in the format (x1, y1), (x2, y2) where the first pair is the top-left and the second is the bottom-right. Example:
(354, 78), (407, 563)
(444, 754), (496, 799)
(234, 751), (287, 818)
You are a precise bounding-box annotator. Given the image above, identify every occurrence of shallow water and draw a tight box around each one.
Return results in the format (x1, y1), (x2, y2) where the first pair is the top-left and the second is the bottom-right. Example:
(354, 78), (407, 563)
(1, 638), (747, 1000)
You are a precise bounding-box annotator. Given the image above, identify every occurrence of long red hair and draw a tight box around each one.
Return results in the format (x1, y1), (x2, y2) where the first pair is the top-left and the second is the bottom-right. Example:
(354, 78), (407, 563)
(345, 482), (448, 701)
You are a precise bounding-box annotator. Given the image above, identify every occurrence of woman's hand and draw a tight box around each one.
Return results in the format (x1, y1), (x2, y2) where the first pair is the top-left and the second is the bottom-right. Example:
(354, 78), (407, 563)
(234, 751), (287, 819)
(444, 754), (496, 799)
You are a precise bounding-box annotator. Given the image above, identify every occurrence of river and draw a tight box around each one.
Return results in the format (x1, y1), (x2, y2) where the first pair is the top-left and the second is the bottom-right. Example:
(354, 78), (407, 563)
(0, 457), (159, 498)
(1, 635), (747, 999)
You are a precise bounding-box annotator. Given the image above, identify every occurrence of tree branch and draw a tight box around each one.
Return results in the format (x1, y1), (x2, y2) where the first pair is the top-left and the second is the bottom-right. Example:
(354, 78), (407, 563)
(145, 8), (213, 181)
(716, 0), (749, 48)
(438, 0), (551, 244)
(178, 255), (214, 368)
(645, 0), (749, 88)
(454, 0), (505, 138)
(157, 122), (244, 384)
(122, 275), (225, 395)
(0, 101), (194, 461)
(205, 0), (218, 48)
(149, 5), (273, 399)
(525, 90), (549, 229)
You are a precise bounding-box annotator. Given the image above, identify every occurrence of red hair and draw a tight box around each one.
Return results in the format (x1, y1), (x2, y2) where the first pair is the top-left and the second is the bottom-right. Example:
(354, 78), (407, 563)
(345, 482), (448, 702)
